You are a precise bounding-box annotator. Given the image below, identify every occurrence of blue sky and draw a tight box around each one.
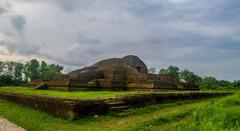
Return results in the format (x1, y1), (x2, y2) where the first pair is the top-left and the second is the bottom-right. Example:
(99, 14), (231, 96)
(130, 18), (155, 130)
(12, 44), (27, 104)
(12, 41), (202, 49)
(0, 0), (239, 80)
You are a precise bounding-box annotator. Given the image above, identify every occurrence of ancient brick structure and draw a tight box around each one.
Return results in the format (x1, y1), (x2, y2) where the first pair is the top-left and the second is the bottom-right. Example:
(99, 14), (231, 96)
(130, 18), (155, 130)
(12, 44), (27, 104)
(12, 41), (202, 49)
(31, 55), (198, 90)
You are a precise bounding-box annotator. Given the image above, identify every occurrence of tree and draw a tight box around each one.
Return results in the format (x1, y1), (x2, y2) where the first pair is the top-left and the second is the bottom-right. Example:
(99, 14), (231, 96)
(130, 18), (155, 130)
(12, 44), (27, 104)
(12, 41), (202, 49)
(0, 59), (64, 86)
(14, 62), (24, 81)
(199, 76), (218, 89)
(0, 62), (24, 85)
(4, 62), (15, 77)
(180, 69), (202, 84)
(43, 64), (64, 80)
(24, 59), (41, 81)
(64, 67), (71, 74)
(167, 66), (180, 82)
(217, 80), (232, 87)
(232, 80), (240, 87)
(40, 61), (48, 80)
(0, 62), (4, 74)
(202, 76), (218, 85)
(148, 67), (156, 74)
(158, 68), (169, 74)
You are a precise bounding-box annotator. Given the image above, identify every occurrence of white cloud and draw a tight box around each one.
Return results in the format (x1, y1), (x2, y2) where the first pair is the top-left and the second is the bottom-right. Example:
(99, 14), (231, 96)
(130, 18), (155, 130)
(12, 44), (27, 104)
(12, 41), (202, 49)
(168, 0), (192, 4)
(0, 0), (239, 80)
(68, 43), (79, 52)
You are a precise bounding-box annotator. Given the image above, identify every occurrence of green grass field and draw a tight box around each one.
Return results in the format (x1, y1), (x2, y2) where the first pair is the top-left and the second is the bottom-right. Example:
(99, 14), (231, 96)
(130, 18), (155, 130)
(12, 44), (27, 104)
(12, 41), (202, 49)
(0, 86), (239, 130)
(166, 91), (240, 131)
(0, 86), (227, 100)
(0, 86), (150, 99)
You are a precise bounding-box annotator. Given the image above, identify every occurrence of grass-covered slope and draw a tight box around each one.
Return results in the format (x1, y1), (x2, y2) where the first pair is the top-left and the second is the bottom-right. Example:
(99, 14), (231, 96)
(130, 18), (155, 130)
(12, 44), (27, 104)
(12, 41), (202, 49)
(0, 86), (230, 100)
(165, 91), (240, 131)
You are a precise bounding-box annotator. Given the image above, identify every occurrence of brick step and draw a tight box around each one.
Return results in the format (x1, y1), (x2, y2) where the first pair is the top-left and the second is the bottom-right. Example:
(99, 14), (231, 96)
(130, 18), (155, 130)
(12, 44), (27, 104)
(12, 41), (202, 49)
(107, 102), (126, 107)
(34, 83), (48, 89)
(110, 105), (129, 110)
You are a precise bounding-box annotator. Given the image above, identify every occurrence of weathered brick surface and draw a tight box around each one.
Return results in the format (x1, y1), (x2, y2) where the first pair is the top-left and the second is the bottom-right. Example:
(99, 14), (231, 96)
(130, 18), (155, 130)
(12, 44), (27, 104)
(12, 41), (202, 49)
(121, 92), (233, 107)
(0, 91), (232, 119)
(0, 92), (108, 119)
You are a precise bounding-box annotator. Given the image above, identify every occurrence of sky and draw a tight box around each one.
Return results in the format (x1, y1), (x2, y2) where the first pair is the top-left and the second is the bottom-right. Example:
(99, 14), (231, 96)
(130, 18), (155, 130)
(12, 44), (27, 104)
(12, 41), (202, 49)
(0, 0), (239, 80)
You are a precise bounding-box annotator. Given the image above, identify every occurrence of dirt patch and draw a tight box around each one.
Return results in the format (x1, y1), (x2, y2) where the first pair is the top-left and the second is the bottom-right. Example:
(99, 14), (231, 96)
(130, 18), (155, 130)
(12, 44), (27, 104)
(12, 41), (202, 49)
(0, 116), (25, 131)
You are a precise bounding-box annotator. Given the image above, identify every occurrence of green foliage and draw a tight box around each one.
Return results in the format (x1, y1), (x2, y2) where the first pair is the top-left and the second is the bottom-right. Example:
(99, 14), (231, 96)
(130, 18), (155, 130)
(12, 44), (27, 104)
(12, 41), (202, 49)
(0, 61), (27, 86)
(14, 62), (24, 81)
(0, 59), (64, 86)
(40, 64), (63, 80)
(157, 65), (240, 90)
(198, 76), (239, 90)
(180, 69), (202, 84)
(158, 68), (169, 74)
(233, 80), (240, 87)
(0, 86), (146, 99)
(167, 92), (240, 131)
(167, 66), (180, 82)
(24, 59), (64, 81)
(24, 59), (41, 81)
(148, 67), (156, 74)
(202, 76), (218, 86)
(40, 61), (48, 80)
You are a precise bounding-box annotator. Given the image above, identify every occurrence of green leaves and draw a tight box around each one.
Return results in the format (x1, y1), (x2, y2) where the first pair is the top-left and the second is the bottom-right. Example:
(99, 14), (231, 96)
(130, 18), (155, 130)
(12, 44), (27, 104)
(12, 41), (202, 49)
(0, 59), (64, 86)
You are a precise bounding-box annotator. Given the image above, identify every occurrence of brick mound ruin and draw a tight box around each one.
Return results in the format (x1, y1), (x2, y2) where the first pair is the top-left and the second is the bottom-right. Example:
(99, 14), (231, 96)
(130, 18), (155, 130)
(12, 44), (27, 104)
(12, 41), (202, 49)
(31, 55), (198, 91)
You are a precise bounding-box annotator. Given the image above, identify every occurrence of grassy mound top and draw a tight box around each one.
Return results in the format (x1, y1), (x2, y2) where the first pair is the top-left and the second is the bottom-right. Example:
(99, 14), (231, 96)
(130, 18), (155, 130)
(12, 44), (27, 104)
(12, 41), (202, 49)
(0, 86), (150, 99)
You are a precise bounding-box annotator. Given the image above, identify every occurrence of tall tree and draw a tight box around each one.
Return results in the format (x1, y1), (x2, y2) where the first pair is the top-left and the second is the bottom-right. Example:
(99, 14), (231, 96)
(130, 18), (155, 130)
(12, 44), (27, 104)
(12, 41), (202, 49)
(14, 62), (24, 81)
(167, 66), (180, 82)
(43, 64), (63, 80)
(201, 76), (218, 88)
(180, 69), (202, 84)
(40, 61), (48, 80)
(24, 59), (41, 81)
(217, 80), (232, 87)
(233, 80), (240, 87)
(148, 67), (156, 74)
(0, 62), (4, 75)
(158, 68), (169, 74)
(5, 62), (15, 77)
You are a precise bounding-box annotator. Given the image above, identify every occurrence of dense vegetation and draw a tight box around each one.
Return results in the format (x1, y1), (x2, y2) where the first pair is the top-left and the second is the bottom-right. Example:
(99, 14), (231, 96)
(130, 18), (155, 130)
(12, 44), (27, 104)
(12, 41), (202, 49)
(167, 91), (240, 130)
(149, 66), (240, 90)
(0, 59), (63, 86)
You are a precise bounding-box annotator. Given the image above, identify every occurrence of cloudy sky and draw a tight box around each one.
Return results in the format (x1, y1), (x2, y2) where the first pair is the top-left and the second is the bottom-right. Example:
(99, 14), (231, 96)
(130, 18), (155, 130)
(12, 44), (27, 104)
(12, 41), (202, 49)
(0, 0), (239, 80)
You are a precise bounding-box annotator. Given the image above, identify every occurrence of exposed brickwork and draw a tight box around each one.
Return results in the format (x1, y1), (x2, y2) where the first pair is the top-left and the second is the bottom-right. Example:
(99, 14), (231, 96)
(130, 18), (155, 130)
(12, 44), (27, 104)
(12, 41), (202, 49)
(0, 92), (108, 119)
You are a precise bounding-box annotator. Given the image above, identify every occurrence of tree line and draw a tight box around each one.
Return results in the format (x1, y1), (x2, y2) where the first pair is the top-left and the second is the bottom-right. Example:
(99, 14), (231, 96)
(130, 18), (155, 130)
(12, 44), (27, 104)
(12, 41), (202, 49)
(148, 66), (240, 90)
(0, 59), (239, 90)
(0, 59), (63, 86)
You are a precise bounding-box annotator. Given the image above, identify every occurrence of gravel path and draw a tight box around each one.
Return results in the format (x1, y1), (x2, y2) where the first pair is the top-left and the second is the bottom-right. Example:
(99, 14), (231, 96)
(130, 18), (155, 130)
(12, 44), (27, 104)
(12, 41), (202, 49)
(0, 116), (25, 131)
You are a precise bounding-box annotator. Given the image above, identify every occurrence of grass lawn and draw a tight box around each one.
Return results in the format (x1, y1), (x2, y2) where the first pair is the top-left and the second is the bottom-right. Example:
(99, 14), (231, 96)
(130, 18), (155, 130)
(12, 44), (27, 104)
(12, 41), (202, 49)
(0, 98), (209, 131)
(165, 91), (240, 131)
(0, 86), (230, 100)
(0, 86), (151, 99)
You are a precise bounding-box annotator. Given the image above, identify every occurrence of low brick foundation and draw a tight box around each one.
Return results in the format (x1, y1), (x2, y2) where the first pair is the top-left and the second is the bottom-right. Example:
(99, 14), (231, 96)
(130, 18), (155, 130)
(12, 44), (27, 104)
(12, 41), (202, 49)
(0, 91), (233, 119)
(0, 92), (108, 119)
(120, 92), (233, 107)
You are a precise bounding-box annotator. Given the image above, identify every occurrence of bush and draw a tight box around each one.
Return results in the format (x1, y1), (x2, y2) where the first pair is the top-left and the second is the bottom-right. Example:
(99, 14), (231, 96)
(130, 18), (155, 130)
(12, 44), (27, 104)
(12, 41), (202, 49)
(170, 92), (240, 130)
